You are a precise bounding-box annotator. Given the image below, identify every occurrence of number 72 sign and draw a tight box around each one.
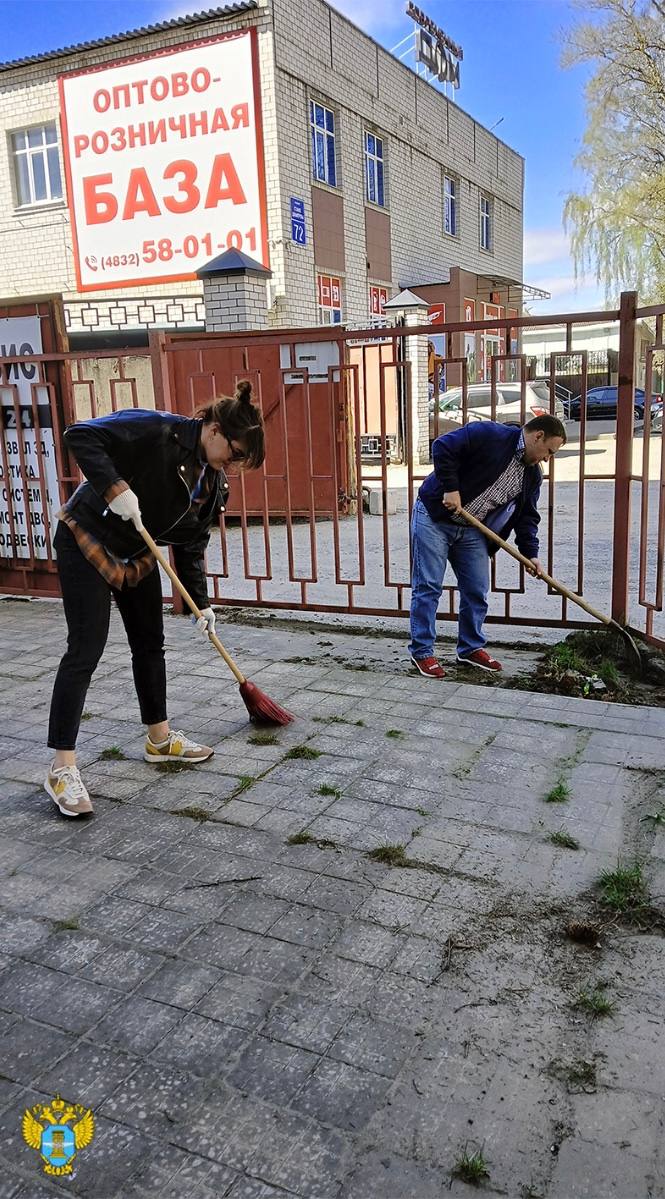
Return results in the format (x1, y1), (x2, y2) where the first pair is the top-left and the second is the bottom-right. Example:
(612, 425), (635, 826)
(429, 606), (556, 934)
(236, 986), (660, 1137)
(58, 30), (269, 290)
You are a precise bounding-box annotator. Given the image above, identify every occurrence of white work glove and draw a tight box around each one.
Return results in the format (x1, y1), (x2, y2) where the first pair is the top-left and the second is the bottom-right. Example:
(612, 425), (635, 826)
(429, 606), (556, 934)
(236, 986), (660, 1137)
(108, 488), (142, 530)
(192, 607), (216, 638)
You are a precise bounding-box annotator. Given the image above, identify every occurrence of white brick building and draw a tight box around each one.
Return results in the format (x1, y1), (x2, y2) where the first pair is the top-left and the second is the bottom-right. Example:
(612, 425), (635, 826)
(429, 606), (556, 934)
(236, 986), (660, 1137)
(0, 0), (525, 343)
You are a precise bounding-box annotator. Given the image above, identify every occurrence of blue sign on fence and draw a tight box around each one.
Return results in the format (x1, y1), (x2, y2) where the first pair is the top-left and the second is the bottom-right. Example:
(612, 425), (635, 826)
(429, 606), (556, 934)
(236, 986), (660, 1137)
(290, 197), (306, 245)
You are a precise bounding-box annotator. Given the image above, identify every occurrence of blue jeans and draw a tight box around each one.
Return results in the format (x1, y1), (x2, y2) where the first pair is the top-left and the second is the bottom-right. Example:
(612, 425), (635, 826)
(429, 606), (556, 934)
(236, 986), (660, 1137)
(408, 498), (489, 659)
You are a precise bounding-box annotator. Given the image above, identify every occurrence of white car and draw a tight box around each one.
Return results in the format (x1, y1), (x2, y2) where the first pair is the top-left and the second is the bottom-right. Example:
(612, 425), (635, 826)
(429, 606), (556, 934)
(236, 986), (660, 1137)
(429, 381), (566, 434)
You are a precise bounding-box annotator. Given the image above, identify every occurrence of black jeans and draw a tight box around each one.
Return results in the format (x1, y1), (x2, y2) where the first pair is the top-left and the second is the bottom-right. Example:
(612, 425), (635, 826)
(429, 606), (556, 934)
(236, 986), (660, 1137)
(48, 522), (167, 750)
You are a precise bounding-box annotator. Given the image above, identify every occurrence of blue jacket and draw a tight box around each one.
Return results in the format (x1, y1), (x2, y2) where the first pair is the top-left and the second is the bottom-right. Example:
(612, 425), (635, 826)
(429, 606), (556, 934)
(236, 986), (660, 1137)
(418, 422), (542, 558)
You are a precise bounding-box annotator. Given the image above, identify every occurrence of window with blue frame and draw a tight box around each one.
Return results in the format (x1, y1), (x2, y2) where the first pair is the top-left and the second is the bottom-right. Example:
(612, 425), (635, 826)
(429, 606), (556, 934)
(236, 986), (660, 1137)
(310, 101), (337, 187)
(364, 130), (385, 206)
(443, 175), (457, 236)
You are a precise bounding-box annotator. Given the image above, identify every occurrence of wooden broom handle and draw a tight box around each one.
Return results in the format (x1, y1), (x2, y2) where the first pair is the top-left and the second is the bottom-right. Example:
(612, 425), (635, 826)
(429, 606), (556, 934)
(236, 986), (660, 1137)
(457, 506), (612, 628)
(137, 524), (246, 684)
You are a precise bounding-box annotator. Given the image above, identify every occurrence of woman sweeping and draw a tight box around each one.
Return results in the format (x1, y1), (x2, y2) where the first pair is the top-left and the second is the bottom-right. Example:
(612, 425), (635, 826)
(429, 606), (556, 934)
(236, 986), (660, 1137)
(45, 381), (265, 818)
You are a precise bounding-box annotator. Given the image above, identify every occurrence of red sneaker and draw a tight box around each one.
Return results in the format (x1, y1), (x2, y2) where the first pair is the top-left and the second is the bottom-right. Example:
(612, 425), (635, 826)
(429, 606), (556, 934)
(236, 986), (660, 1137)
(410, 655), (446, 679)
(457, 649), (502, 673)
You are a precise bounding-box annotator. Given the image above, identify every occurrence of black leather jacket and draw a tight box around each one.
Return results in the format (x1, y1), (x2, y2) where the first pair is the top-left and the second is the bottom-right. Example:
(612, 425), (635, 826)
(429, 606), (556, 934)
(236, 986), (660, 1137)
(62, 409), (229, 607)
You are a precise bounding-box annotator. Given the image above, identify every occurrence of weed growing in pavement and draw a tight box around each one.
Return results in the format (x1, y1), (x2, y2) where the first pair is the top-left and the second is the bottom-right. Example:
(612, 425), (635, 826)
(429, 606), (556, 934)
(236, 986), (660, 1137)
(53, 917), (79, 932)
(284, 745), (322, 760)
(232, 776), (255, 796)
(386, 729), (404, 739)
(248, 732), (278, 746)
(561, 1058), (597, 1090)
(545, 780), (571, 803)
(172, 806), (212, 822)
(317, 785), (341, 798)
(287, 831), (315, 845)
(597, 862), (650, 921)
(367, 844), (408, 866)
(99, 746), (125, 760)
(286, 830), (338, 849)
(80, 711), (93, 721)
(548, 829), (580, 850)
(155, 760), (196, 774)
(313, 715), (365, 726)
(641, 808), (665, 826)
(574, 985), (614, 1018)
(452, 1147), (490, 1185)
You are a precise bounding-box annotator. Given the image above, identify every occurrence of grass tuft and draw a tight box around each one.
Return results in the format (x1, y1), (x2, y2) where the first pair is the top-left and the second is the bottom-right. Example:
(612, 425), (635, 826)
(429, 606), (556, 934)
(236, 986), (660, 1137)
(53, 917), (79, 932)
(549, 829), (580, 850)
(386, 729), (404, 739)
(248, 732), (278, 746)
(287, 831), (315, 846)
(545, 780), (571, 804)
(284, 745), (322, 760)
(233, 776), (255, 796)
(574, 985), (614, 1018)
(317, 784), (341, 797)
(99, 746), (125, 761)
(452, 1147), (490, 1186)
(172, 805), (211, 822)
(366, 843), (408, 867)
(597, 861), (650, 918)
(154, 760), (196, 774)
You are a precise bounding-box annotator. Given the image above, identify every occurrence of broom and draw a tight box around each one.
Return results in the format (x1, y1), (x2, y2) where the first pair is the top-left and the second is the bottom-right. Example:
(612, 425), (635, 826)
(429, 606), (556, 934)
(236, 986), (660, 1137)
(137, 525), (293, 725)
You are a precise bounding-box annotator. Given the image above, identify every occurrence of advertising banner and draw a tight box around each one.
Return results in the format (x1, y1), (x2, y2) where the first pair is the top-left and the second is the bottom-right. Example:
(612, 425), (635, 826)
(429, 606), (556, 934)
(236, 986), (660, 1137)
(59, 31), (269, 290)
(0, 317), (58, 560)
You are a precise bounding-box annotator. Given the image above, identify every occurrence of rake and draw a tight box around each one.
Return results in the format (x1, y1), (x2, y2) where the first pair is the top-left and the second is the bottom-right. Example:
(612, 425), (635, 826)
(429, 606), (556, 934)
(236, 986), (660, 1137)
(138, 525), (294, 725)
(458, 506), (643, 675)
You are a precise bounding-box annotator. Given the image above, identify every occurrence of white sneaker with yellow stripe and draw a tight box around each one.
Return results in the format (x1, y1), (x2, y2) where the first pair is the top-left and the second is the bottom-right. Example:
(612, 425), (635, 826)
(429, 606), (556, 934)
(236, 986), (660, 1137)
(144, 730), (213, 764)
(45, 764), (93, 817)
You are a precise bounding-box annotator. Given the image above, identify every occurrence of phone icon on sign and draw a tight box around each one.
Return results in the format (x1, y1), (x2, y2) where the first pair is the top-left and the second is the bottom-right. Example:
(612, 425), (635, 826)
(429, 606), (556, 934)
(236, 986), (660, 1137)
(84, 255), (98, 272)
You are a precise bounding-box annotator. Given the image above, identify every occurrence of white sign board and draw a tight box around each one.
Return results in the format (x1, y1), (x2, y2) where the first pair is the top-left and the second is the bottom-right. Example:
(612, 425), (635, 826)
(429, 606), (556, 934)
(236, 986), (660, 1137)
(59, 30), (269, 290)
(0, 317), (59, 560)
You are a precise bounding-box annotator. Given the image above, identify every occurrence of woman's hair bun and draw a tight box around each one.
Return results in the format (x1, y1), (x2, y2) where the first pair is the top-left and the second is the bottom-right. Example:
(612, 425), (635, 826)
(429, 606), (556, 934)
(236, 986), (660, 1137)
(235, 379), (253, 404)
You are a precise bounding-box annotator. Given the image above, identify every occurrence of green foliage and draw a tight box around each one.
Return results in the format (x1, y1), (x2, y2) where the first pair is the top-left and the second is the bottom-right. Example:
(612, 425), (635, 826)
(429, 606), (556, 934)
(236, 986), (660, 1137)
(563, 0), (665, 301)
(453, 1148), (490, 1185)
(598, 861), (649, 916)
(99, 746), (125, 760)
(284, 745), (321, 760)
(549, 828), (580, 849)
(575, 985), (615, 1017)
(545, 781), (572, 803)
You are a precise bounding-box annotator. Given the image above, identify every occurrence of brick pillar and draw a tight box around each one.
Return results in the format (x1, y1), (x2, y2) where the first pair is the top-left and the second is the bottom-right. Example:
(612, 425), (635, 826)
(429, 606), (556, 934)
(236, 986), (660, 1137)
(197, 248), (272, 333)
(403, 302), (431, 465)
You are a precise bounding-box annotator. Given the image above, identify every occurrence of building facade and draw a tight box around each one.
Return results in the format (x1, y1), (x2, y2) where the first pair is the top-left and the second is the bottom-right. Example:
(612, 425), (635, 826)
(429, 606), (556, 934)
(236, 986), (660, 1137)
(0, 0), (525, 343)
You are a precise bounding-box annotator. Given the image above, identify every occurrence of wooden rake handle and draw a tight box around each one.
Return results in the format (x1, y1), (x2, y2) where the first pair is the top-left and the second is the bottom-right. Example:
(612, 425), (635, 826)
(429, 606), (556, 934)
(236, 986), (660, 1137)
(137, 524), (246, 684)
(457, 506), (613, 628)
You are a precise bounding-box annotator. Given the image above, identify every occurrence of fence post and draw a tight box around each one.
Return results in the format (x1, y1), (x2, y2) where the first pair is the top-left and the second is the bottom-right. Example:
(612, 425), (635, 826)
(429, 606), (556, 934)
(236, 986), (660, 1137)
(611, 290), (637, 625)
(148, 331), (171, 412)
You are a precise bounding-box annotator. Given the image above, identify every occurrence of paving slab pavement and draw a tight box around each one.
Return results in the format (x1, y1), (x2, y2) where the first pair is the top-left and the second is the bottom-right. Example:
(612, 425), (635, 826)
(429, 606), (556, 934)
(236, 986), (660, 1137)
(0, 597), (664, 1198)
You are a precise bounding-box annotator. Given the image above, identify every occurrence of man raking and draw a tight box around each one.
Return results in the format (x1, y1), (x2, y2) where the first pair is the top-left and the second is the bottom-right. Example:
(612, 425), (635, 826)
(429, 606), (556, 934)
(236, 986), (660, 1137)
(408, 415), (566, 678)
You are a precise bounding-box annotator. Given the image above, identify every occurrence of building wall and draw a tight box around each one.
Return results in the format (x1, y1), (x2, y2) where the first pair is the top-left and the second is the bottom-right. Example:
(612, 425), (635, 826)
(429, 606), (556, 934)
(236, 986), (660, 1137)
(271, 0), (524, 326)
(0, 0), (524, 335)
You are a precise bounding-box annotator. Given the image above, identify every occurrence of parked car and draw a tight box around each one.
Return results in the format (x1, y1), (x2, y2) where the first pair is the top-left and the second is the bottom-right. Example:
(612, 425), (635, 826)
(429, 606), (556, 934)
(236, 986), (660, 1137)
(566, 386), (663, 421)
(650, 406), (662, 434)
(429, 381), (566, 435)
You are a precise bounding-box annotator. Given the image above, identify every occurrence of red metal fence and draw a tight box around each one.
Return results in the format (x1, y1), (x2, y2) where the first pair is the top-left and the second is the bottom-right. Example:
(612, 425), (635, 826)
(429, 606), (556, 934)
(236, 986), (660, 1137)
(1, 292), (664, 649)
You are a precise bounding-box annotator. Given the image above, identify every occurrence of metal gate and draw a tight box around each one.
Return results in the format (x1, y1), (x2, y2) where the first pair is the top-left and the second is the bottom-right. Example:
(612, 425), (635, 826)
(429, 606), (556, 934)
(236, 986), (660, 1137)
(1, 293), (664, 649)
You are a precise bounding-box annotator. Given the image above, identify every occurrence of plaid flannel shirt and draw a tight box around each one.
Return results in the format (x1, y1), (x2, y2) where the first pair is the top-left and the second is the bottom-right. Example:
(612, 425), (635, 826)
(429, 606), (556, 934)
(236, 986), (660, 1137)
(451, 429), (526, 524)
(58, 459), (216, 590)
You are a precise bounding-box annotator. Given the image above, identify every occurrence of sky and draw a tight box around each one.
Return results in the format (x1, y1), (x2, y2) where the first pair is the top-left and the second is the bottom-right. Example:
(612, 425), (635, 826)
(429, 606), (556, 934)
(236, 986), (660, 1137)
(0, 0), (603, 314)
